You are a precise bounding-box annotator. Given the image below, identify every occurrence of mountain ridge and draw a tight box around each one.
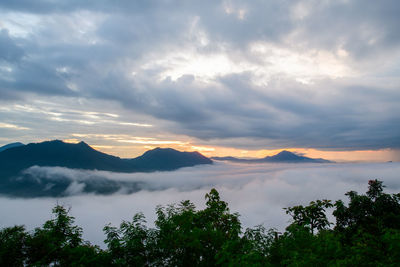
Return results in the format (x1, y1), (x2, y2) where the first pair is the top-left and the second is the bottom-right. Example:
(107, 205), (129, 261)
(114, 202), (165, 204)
(0, 142), (24, 153)
(0, 140), (212, 172)
(211, 150), (332, 163)
(0, 140), (213, 197)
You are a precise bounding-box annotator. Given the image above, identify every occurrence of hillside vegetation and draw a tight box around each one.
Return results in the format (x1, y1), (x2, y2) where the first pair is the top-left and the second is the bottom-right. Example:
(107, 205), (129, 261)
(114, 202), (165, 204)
(1, 180), (400, 266)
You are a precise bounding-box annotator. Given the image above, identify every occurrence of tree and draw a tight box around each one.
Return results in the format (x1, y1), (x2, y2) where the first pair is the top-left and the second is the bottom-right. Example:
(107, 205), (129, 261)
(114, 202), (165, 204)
(285, 199), (333, 234)
(26, 205), (107, 266)
(104, 212), (152, 266)
(332, 179), (400, 265)
(0, 225), (28, 267)
(334, 179), (400, 234)
(153, 189), (242, 266)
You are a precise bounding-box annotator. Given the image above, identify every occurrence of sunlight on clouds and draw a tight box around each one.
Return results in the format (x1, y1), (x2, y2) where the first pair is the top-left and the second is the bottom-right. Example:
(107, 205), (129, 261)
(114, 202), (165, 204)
(50, 117), (95, 125)
(118, 139), (187, 145)
(0, 122), (29, 130)
(118, 122), (152, 127)
(146, 50), (248, 83)
(91, 145), (114, 149)
(9, 103), (152, 128)
(63, 139), (80, 144)
(13, 104), (63, 117)
(141, 40), (354, 86)
(337, 48), (349, 58)
(72, 134), (155, 141)
(191, 146), (215, 152)
(249, 42), (355, 85)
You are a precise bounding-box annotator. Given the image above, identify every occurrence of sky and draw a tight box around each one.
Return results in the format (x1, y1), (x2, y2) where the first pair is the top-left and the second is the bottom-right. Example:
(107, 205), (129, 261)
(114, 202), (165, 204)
(0, 0), (400, 161)
(1, 161), (399, 247)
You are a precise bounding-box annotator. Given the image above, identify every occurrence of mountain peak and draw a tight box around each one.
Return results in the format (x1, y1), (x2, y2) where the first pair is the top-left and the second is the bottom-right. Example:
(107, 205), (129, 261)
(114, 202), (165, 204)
(151, 147), (174, 152)
(275, 150), (296, 156)
(212, 150), (332, 163)
(141, 147), (177, 156)
(265, 150), (327, 162)
(131, 147), (212, 171)
(267, 150), (301, 160)
(77, 141), (90, 147)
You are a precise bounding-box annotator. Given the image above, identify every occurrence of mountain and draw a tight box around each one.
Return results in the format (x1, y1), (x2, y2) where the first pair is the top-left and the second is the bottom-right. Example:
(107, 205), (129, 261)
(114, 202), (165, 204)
(0, 140), (131, 174)
(0, 140), (212, 197)
(263, 150), (332, 163)
(0, 140), (211, 172)
(0, 142), (24, 152)
(212, 150), (332, 163)
(129, 147), (212, 171)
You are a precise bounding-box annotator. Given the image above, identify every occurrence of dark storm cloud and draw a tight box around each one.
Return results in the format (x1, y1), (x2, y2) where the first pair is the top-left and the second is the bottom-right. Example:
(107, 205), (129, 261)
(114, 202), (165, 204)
(0, 0), (399, 150)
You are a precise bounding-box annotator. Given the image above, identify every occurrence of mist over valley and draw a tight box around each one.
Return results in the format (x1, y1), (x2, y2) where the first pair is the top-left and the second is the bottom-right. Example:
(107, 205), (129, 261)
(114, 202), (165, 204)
(1, 160), (398, 247)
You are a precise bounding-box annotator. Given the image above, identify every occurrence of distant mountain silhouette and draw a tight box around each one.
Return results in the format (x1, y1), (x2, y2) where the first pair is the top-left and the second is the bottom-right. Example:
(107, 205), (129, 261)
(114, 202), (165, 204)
(212, 150), (332, 163)
(0, 140), (212, 197)
(129, 147), (213, 171)
(0, 142), (24, 152)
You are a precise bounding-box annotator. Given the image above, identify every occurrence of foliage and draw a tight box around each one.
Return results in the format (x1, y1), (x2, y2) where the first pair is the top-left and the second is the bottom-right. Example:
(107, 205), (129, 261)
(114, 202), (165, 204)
(285, 199), (333, 234)
(0, 225), (27, 267)
(1, 205), (109, 266)
(1, 180), (400, 266)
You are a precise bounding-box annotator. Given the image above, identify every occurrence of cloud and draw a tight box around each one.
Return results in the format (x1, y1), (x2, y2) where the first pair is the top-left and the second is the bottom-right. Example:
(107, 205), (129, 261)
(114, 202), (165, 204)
(0, 1), (399, 151)
(1, 162), (399, 247)
(0, 29), (24, 62)
(64, 181), (86, 196)
(0, 122), (29, 130)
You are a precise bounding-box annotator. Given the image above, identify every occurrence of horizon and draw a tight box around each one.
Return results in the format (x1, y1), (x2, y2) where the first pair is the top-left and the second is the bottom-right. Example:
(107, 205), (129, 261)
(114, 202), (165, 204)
(0, 138), (396, 163)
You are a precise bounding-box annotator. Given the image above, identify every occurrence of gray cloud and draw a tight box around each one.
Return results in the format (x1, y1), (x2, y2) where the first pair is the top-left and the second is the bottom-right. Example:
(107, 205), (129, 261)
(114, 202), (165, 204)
(0, 1), (399, 151)
(1, 162), (399, 247)
(296, 0), (400, 58)
(0, 29), (24, 62)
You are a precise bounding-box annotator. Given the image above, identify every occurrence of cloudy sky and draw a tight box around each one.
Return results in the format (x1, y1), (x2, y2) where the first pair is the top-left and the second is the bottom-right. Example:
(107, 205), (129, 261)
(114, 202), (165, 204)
(1, 0), (399, 161)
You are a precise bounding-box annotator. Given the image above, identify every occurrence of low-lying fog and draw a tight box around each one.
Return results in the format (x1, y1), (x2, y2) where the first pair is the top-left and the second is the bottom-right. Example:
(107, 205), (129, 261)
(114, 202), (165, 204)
(1, 162), (399, 247)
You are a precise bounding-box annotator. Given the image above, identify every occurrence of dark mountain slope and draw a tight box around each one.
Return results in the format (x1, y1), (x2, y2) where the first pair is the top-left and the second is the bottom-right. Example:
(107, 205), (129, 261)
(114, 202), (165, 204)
(0, 140), (213, 175)
(0, 140), (131, 174)
(0, 140), (213, 197)
(263, 150), (331, 163)
(0, 142), (24, 152)
(130, 147), (212, 171)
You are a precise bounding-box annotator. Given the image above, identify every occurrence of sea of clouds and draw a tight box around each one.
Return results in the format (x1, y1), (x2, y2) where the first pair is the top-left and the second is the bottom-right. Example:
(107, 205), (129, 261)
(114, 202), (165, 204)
(1, 161), (399, 247)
